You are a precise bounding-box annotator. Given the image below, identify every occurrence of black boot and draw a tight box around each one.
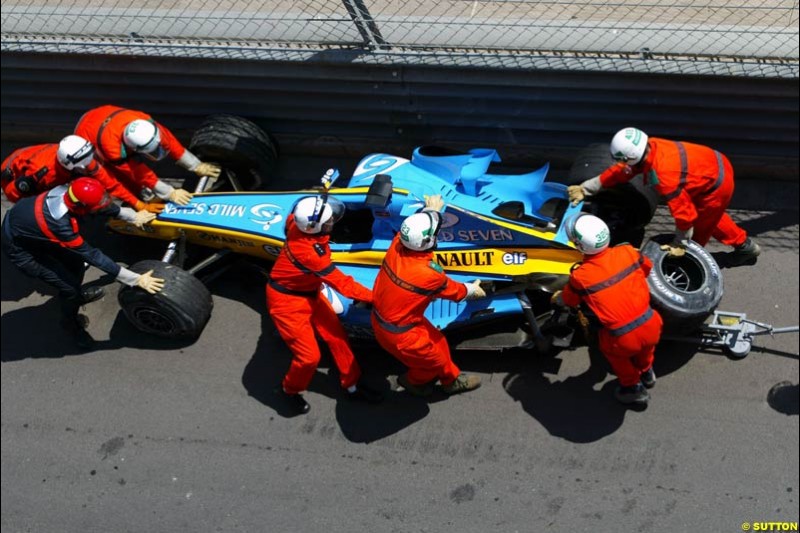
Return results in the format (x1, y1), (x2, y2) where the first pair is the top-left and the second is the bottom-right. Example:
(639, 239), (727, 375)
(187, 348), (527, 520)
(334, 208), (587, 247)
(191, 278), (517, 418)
(60, 315), (95, 351)
(73, 328), (96, 351)
(397, 373), (435, 397)
(80, 286), (106, 304)
(347, 381), (384, 404)
(275, 388), (310, 415)
(728, 238), (761, 266)
(614, 383), (650, 405)
(640, 367), (656, 389)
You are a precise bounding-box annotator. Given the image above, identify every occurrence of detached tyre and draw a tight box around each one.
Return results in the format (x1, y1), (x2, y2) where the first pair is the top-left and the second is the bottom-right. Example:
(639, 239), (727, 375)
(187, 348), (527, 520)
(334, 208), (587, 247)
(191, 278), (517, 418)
(567, 143), (659, 246)
(118, 260), (213, 340)
(641, 235), (723, 333)
(189, 114), (278, 191)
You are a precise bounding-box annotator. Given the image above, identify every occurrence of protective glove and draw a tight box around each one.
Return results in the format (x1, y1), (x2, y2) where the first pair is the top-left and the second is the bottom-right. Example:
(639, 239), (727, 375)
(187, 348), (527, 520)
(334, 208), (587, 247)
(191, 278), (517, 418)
(567, 176), (603, 206)
(550, 290), (565, 307)
(424, 194), (445, 212)
(169, 188), (194, 206)
(660, 227), (693, 257)
(576, 309), (590, 329)
(567, 185), (585, 206)
(660, 243), (686, 257)
(135, 200), (166, 214)
(465, 279), (486, 300)
(194, 162), (221, 179)
(136, 270), (165, 294)
(132, 210), (157, 229)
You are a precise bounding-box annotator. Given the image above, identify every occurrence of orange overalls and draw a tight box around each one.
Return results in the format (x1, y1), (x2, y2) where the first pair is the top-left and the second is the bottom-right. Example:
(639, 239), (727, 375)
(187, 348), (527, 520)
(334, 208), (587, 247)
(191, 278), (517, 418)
(370, 235), (468, 387)
(561, 244), (663, 387)
(600, 138), (747, 247)
(267, 215), (373, 394)
(74, 105), (187, 197)
(1, 144), (140, 206)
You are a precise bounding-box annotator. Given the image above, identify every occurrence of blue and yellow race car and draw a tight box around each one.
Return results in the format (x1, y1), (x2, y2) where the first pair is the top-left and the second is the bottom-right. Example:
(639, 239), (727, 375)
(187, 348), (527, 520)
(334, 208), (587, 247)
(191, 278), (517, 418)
(111, 115), (714, 349)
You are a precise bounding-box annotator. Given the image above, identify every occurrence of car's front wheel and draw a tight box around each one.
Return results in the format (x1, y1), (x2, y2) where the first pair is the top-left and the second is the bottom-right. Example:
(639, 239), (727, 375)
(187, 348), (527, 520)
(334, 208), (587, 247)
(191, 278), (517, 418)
(118, 260), (213, 339)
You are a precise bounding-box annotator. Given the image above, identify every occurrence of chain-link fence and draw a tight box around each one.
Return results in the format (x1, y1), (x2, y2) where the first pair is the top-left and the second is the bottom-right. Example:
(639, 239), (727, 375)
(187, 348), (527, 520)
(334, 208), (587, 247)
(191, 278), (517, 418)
(2, 0), (798, 77)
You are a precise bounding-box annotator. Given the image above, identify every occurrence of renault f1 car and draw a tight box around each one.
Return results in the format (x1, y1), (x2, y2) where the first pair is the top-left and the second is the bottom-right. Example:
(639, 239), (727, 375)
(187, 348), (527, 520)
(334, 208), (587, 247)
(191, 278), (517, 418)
(109, 115), (721, 349)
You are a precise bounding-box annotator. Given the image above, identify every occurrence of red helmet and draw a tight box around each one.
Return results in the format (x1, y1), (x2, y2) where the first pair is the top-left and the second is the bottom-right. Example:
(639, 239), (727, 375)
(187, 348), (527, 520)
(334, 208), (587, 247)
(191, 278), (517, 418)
(63, 178), (111, 215)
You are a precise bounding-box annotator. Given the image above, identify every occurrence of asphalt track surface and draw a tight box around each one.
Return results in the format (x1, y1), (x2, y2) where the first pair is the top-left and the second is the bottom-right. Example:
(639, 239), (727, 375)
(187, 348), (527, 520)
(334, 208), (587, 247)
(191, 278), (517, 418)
(1, 158), (798, 533)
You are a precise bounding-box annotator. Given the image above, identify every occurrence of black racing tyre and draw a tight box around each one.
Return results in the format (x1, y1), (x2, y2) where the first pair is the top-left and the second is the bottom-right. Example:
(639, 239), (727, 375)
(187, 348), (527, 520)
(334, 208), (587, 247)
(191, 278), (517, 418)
(565, 143), (659, 246)
(188, 114), (278, 191)
(118, 260), (213, 340)
(641, 234), (724, 333)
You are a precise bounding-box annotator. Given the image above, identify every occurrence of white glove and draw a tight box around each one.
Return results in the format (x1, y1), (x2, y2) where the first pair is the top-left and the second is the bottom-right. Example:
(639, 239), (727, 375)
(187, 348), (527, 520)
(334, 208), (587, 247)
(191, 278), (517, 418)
(136, 270), (165, 294)
(550, 290), (565, 307)
(660, 227), (693, 257)
(464, 279), (486, 300)
(424, 194), (445, 212)
(133, 210), (157, 229)
(568, 176), (603, 206)
(660, 243), (686, 257)
(567, 185), (585, 206)
(169, 188), (193, 205)
(194, 162), (221, 179)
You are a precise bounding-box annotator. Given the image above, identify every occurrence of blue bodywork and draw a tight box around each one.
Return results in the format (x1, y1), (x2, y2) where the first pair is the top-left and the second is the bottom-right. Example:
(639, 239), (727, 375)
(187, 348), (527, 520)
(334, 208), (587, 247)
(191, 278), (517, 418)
(156, 146), (584, 340)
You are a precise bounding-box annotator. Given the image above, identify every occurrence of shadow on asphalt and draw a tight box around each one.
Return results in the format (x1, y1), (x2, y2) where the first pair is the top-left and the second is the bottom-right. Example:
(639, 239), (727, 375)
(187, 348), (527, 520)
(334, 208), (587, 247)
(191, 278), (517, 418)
(709, 210), (799, 269)
(501, 339), (702, 443)
(0, 295), (201, 361)
(737, 210), (799, 247)
(238, 284), (432, 439)
(503, 347), (629, 443)
(0, 249), (38, 302)
(224, 261), (430, 437)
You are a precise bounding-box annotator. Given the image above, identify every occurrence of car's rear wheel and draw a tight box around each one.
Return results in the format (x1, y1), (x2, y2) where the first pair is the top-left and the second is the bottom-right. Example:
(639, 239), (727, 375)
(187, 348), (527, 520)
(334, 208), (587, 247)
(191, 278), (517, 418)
(563, 143), (659, 247)
(641, 235), (724, 333)
(118, 260), (213, 340)
(188, 114), (278, 191)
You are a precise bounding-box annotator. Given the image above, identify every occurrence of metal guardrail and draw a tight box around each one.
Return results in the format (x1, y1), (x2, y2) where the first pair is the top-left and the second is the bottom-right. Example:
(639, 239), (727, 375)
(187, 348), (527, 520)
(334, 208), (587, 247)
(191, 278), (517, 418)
(1, 0), (798, 78)
(1, 51), (797, 182)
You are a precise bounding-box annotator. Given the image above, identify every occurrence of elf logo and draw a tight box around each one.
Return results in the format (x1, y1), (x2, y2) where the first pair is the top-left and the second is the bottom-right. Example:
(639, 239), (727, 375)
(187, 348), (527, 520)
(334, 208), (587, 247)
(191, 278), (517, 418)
(502, 251), (527, 265)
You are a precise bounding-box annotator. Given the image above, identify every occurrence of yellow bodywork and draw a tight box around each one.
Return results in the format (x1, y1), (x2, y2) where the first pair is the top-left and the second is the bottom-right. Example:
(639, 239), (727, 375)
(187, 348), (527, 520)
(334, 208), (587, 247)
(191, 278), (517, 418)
(108, 185), (582, 279)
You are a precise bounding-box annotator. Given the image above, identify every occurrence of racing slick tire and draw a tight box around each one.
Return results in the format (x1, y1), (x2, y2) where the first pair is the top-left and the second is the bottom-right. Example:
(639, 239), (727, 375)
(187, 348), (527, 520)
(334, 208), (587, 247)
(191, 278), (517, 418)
(641, 234), (723, 333)
(566, 143), (659, 247)
(188, 114), (278, 191)
(118, 260), (213, 340)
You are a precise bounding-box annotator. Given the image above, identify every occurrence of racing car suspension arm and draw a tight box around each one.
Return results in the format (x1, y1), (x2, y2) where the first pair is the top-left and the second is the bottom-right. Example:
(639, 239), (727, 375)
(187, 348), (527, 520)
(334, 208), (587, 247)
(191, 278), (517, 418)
(518, 292), (552, 354)
(160, 174), (217, 265)
(186, 249), (231, 274)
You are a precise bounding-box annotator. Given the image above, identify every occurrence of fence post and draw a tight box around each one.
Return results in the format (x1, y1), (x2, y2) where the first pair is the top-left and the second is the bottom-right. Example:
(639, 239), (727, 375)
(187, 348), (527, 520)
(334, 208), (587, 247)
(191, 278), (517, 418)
(341, 0), (387, 50)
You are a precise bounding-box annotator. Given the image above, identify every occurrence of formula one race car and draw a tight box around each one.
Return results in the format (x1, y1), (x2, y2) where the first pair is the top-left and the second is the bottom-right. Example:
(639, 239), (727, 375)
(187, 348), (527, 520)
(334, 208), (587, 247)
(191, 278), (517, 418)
(109, 116), (722, 349)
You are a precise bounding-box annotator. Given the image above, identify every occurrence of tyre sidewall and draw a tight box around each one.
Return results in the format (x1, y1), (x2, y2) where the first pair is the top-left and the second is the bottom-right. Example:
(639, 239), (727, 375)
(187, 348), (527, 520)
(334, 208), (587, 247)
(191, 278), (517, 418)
(118, 260), (213, 339)
(641, 235), (723, 331)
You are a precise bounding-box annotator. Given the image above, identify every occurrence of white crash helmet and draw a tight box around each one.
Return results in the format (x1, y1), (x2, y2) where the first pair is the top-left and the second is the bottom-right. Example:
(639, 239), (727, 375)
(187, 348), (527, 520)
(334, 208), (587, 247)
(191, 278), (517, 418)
(565, 213), (610, 255)
(399, 211), (442, 252)
(293, 195), (345, 234)
(123, 119), (166, 161)
(609, 127), (649, 165)
(57, 135), (96, 173)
